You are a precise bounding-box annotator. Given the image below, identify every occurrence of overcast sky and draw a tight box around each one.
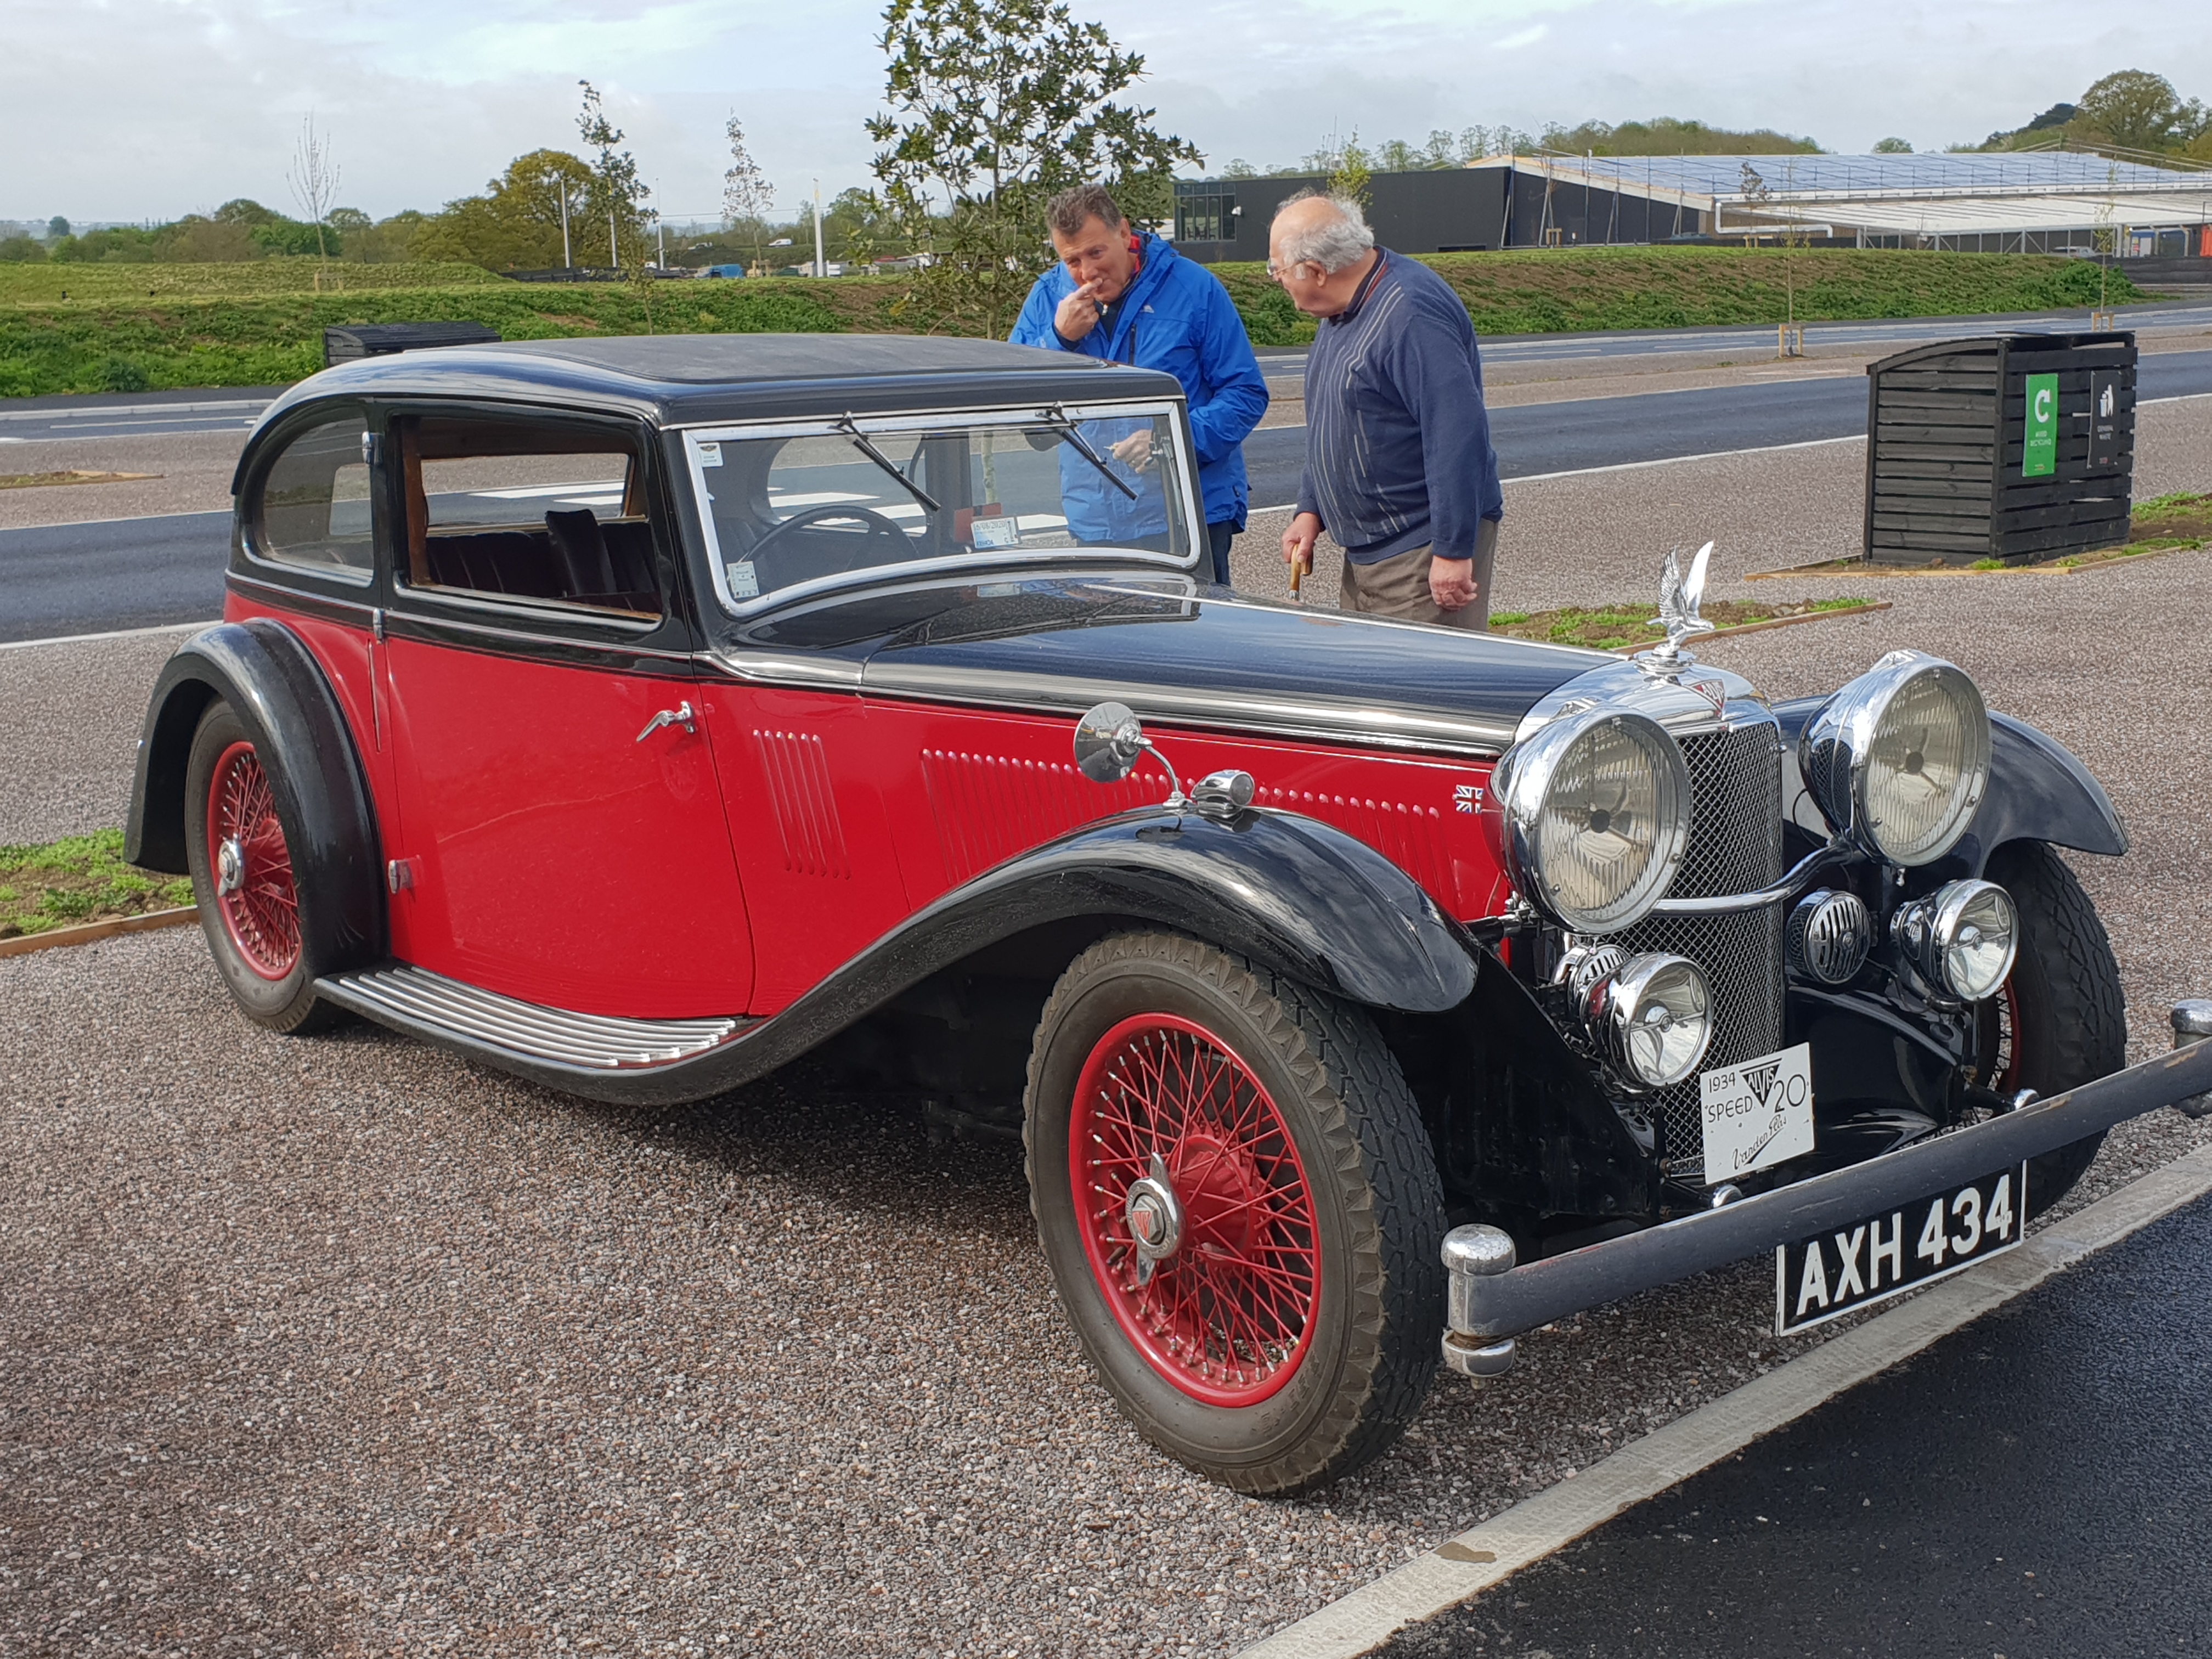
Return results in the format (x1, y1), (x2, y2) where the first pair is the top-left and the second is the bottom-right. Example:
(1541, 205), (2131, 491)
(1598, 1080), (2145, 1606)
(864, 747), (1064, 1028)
(8, 0), (2208, 225)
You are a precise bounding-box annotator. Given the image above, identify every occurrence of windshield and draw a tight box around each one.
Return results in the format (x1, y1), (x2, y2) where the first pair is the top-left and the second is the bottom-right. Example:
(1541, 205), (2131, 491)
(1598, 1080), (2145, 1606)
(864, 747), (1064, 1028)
(684, 408), (1194, 611)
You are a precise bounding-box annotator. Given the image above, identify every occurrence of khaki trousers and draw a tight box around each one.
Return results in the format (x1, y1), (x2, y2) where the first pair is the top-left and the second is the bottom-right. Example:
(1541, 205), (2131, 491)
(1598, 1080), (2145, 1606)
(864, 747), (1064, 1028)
(1339, 517), (1499, 630)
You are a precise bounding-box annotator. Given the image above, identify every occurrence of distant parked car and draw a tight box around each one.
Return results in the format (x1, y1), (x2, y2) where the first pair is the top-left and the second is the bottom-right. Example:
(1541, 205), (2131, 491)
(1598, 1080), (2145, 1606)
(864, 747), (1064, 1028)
(125, 334), (2210, 1496)
(700, 264), (748, 279)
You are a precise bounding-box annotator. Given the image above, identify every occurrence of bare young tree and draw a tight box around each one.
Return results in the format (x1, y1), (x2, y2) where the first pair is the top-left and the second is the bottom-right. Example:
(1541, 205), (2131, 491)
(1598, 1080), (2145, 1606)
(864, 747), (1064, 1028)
(723, 114), (776, 272)
(287, 114), (342, 264)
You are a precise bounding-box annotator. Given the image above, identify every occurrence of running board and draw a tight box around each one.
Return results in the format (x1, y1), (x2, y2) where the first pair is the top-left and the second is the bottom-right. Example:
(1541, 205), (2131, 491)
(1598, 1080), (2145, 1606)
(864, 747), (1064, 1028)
(318, 965), (746, 1071)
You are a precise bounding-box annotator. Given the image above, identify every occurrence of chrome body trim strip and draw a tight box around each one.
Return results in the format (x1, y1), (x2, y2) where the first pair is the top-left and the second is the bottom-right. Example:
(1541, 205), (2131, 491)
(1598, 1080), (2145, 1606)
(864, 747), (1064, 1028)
(1445, 1032), (2212, 1342)
(319, 964), (744, 1070)
(857, 660), (1524, 757)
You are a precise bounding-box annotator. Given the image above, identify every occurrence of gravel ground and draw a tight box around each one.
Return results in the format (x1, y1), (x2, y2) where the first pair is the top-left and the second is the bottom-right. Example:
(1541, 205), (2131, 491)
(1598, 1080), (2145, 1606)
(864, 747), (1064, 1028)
(0, 630), (188, 846)
(4, 400), (2209, 1657)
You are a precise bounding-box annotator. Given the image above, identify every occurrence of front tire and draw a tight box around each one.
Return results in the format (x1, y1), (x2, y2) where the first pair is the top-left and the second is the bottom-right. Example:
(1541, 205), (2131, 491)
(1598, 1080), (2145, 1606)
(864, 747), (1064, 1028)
(183, 701), (339, 1035)
(1980, 841), (2126, 1213)
(1025, 932), (1446, 1494)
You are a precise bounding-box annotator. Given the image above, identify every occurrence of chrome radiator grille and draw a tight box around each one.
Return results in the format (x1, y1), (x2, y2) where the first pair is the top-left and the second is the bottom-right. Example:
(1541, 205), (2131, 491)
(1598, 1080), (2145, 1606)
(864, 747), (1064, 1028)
(1611, 722), (1787, 1183)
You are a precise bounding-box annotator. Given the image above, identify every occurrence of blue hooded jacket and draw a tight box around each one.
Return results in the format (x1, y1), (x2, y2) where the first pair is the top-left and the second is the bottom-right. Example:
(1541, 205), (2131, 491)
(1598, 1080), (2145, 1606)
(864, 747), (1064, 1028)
(1010, 233), (1268, 538)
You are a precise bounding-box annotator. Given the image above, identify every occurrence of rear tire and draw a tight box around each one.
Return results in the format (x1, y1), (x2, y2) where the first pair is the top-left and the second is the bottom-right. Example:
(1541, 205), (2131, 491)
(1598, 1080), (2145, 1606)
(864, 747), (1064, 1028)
(1980, 841), (2126, 1214)
(183, 701), (340, 1035)
(1025, 931), (1446, 1494)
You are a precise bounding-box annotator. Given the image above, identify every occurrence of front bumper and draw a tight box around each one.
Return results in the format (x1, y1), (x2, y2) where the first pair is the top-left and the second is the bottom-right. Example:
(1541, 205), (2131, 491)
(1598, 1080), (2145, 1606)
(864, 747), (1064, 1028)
(1444, 1018), (2212, 1361)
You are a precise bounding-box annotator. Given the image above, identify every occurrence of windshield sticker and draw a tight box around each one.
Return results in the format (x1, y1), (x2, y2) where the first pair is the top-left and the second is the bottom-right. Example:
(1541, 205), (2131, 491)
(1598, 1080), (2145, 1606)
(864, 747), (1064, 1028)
(972, 516), (1022, 550)
(696, 441), (723, 467)
(727, 560), (759, 599)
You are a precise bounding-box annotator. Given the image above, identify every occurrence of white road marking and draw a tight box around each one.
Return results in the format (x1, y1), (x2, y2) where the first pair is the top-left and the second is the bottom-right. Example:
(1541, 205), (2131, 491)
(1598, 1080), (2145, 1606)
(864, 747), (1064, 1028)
(1238, 1141), (2212, 1658)
(0, 619), (217, 652)
(470, 481), (628, 500)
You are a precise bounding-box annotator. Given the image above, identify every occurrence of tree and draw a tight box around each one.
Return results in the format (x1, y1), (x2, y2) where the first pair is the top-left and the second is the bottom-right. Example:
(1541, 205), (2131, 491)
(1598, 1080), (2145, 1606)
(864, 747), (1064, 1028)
(47, 216), (69, 239)
(1376, 137), (1421, 173)
(867, 0), (1204, 337)
(577, 80), (653, 268)
(1543, 116), (1820, 155)
(1872, 136), (1913, 153)
(1328, 131), (1373, 206)
(1424, 130), (1458, 167)
(2073, 70), (2202, 153)
(286, 114), (342, 264)
(1221, 157), (1257, 179)
(721, 112), (776, 268)
(412, 149), (597, 270)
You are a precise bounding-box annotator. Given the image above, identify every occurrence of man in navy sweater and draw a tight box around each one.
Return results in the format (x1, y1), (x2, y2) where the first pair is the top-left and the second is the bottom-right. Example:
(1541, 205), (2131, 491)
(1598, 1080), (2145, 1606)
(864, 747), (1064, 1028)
(1011, 185), (1269, 584)
(1274, 194), (1503, 628)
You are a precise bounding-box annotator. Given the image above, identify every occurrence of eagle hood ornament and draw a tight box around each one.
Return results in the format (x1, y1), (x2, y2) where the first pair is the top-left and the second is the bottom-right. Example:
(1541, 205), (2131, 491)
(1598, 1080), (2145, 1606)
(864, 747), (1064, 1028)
(1645, 540), (1717, 669)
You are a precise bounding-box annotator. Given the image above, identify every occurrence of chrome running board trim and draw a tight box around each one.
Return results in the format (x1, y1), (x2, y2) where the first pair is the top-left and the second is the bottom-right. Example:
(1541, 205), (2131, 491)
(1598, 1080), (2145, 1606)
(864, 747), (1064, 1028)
(319, 965), (744, 1071)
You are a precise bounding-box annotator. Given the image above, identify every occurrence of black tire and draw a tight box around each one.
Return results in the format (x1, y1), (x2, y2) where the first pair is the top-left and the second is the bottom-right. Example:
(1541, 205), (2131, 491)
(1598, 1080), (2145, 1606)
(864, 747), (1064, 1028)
(1980, 841), (2126, 1214)
(1024, 931), (1446, 1494)
(183, 701), (340, 1035)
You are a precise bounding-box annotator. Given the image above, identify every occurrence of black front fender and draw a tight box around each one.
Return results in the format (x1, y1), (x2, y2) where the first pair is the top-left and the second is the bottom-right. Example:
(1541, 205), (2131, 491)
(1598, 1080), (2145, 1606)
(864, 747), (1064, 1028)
(1776, 697), (2127, 872)
(126, 620), (385, 968)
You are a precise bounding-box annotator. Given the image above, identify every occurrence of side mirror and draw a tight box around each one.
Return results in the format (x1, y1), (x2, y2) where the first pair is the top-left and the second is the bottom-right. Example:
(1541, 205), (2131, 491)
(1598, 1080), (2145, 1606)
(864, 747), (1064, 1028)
(1074, 701), (1149, 784)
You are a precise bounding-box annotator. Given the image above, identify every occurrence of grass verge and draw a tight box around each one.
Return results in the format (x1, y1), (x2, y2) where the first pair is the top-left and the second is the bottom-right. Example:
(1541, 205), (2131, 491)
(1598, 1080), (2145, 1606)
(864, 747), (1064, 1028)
(1, 246), (2148, 397)
(1488, 596), (1877, 651)
(1764, 492), (2211, 578)
(0, 830), (194, 940)
(1, 470), (155, 489)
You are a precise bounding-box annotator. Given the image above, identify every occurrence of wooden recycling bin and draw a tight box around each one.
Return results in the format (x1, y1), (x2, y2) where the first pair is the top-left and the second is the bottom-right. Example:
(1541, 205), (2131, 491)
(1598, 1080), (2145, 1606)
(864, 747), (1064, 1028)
(1863, 332), (2136, 566)
(324, 322), (503, 366)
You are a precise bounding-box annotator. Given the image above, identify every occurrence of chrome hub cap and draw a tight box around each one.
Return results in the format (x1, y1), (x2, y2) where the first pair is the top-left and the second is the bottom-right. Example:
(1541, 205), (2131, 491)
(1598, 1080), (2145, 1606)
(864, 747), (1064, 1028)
(1124, 1153), (1186, 1286)
(216, 836), (246, 897)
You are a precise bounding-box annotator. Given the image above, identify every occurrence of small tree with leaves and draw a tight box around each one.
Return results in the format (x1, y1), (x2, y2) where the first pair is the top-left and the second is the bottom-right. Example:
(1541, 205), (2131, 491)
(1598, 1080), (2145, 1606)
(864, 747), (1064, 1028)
(287, 114), (342, 268)
(1328, 130), (1373, 207)
(578, 81), (658, 326)
(866, 0), (1203, 338)
(722, 114), (776, 272)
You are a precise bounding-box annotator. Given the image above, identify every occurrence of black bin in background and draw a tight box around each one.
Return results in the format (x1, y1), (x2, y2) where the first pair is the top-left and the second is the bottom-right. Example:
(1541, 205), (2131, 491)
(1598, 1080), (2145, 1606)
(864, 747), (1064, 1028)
(1863, 332), (2136, 566)
(324, 322), (503, 366)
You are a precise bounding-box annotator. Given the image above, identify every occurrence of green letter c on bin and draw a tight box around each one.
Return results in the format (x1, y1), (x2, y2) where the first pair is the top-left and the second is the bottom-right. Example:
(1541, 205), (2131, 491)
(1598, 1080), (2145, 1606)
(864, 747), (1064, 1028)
(2023, 372), (2058, 478)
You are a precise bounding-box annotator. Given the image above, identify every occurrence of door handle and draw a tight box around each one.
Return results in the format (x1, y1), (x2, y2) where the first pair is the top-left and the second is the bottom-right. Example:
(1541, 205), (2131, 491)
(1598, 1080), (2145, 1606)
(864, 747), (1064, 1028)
(636, 701), (697, 743)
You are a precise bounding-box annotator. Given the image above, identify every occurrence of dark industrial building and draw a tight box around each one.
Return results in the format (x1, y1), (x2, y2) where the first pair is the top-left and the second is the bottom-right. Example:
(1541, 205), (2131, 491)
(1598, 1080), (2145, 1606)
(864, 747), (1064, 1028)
(1172, 153), (2212, 264)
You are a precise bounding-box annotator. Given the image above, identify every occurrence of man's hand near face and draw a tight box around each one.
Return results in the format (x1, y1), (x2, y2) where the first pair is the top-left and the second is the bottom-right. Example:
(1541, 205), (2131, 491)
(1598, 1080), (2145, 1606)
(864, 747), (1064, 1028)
(1430, 555), (1476, 613)
(1053, 279), (1107, 342)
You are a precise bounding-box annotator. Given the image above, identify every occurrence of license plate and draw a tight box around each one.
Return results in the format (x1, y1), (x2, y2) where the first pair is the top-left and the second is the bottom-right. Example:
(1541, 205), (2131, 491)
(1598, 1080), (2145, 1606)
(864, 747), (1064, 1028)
(1700, 1042), (1815, 1183)
(1776, 1163), (2030, 1335)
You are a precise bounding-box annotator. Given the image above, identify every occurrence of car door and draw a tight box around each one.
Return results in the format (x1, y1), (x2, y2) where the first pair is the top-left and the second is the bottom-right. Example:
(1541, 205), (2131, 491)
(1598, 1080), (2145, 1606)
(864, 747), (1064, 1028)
(377, 403), (754, 1019)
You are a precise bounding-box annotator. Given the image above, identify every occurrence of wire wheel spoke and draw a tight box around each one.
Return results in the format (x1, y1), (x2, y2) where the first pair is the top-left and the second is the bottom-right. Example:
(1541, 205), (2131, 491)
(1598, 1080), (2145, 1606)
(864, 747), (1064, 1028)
(1070, 1012), (1321, 1405)
(207, 741), (302, 981)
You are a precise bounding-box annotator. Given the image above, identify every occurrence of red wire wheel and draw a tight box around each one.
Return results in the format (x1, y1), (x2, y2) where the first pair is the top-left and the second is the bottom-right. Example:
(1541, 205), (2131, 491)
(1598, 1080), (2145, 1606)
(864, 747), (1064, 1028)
(203, 740), (302, 981)
(1069, 1013), (1321, 1406)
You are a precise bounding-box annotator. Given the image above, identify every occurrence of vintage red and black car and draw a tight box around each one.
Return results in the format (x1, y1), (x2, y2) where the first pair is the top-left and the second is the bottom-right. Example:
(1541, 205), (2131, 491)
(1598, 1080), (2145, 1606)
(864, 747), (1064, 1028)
(128, 336), (2211, 1493)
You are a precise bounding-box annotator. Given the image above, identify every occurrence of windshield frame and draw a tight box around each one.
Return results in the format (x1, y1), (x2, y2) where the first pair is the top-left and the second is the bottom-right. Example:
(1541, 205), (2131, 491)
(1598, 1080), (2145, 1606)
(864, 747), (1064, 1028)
(675, 400), (1204, 619)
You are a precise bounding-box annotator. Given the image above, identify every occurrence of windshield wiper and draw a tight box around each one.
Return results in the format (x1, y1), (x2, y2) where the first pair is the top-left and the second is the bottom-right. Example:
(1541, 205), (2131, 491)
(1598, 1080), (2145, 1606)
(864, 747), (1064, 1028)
(833, 414), (942, 514)
(1036, 404), (1139, 501)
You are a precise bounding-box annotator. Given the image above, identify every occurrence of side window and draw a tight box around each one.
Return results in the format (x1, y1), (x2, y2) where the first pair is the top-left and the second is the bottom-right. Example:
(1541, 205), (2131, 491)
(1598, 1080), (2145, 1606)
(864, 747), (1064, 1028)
(253, 416), (374, 580)
(396, 414), (662, 619)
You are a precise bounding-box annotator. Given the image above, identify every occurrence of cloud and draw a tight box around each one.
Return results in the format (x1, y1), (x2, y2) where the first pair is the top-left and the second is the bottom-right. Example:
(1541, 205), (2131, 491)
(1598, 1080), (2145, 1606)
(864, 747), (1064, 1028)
(5, 0), (2210, 222)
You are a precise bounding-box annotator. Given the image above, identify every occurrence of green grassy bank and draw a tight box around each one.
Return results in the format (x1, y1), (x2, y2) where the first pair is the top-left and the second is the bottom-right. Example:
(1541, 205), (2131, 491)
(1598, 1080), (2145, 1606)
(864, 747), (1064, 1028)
(0, 247), (2146, 397)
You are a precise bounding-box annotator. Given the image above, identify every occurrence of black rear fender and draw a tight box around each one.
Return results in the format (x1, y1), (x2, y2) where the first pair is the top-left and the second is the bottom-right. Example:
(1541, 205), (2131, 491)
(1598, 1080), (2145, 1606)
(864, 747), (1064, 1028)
(126, 620), (386, 968)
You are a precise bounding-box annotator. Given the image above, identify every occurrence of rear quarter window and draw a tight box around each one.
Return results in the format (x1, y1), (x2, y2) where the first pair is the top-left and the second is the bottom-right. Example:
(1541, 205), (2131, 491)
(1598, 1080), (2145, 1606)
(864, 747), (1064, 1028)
(252, 416), (375, 582)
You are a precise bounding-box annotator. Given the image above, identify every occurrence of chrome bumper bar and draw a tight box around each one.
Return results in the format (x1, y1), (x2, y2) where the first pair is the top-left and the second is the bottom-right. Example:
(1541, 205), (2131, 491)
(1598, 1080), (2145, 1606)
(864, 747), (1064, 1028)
(1443, 1010), (2212, 1367)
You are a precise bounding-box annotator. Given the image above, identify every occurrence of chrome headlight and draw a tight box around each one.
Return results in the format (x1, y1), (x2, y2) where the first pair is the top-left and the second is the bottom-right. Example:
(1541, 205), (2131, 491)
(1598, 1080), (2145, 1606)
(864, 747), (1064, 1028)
(1492, 709), (1691, 934)
(1800, 651), (1991, 867)
(1589, 953), (1714, 1088)
(1892, 879), (2018, 1002)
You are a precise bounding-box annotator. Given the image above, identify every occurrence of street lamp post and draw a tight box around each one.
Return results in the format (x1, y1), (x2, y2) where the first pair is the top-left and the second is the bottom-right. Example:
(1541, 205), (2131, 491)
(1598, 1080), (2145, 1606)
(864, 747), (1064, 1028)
(813, 178), (826, 279)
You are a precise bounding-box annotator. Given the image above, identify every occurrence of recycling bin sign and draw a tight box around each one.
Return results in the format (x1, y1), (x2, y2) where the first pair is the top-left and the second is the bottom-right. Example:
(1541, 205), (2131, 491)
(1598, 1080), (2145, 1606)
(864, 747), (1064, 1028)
(2022, 373), (2059, 477)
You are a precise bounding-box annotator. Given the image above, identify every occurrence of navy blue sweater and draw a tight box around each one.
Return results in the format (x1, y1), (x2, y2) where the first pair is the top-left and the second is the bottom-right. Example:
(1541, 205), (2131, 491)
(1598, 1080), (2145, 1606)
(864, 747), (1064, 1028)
(1294, 251), (1503, 564)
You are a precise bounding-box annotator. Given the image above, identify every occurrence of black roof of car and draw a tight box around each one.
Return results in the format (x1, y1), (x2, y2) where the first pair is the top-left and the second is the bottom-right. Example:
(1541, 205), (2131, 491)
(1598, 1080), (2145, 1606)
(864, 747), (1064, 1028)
(255, 334), (1186, 433)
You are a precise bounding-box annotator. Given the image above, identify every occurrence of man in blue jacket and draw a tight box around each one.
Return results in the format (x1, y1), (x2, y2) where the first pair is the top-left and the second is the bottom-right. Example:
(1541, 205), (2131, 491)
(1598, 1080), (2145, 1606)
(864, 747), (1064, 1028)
(1010, 184), (1268, 584)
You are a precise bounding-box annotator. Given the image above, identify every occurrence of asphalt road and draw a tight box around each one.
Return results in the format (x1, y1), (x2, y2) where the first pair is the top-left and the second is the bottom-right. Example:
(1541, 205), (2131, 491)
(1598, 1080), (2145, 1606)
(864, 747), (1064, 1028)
(7, 347), (2211, 644)
(0, 389), (279, 444)
(1379, 1188), (2212, 1658)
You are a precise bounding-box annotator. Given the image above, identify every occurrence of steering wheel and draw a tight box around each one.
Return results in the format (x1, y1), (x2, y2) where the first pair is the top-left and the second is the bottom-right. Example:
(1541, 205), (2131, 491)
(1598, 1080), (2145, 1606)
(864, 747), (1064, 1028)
(743, 503), (916, 590)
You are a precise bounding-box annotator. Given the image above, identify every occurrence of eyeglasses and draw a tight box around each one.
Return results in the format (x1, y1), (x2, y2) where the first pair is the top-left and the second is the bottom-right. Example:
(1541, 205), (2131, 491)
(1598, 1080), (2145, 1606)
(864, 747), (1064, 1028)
(1266, 258), (1310, 281)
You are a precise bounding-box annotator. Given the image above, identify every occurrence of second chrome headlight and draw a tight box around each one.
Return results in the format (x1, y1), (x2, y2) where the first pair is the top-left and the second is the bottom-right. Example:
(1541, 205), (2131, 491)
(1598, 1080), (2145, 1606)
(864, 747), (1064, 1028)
(1493, 709), (1690, 934)
(1800, 651), (1991, 867)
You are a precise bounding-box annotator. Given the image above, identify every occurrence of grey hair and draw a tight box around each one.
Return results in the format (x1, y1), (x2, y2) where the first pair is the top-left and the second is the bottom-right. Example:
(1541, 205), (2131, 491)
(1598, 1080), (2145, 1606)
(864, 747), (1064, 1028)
(1271, 191), (1375, 273)
(1046, 184), (1126, 239)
